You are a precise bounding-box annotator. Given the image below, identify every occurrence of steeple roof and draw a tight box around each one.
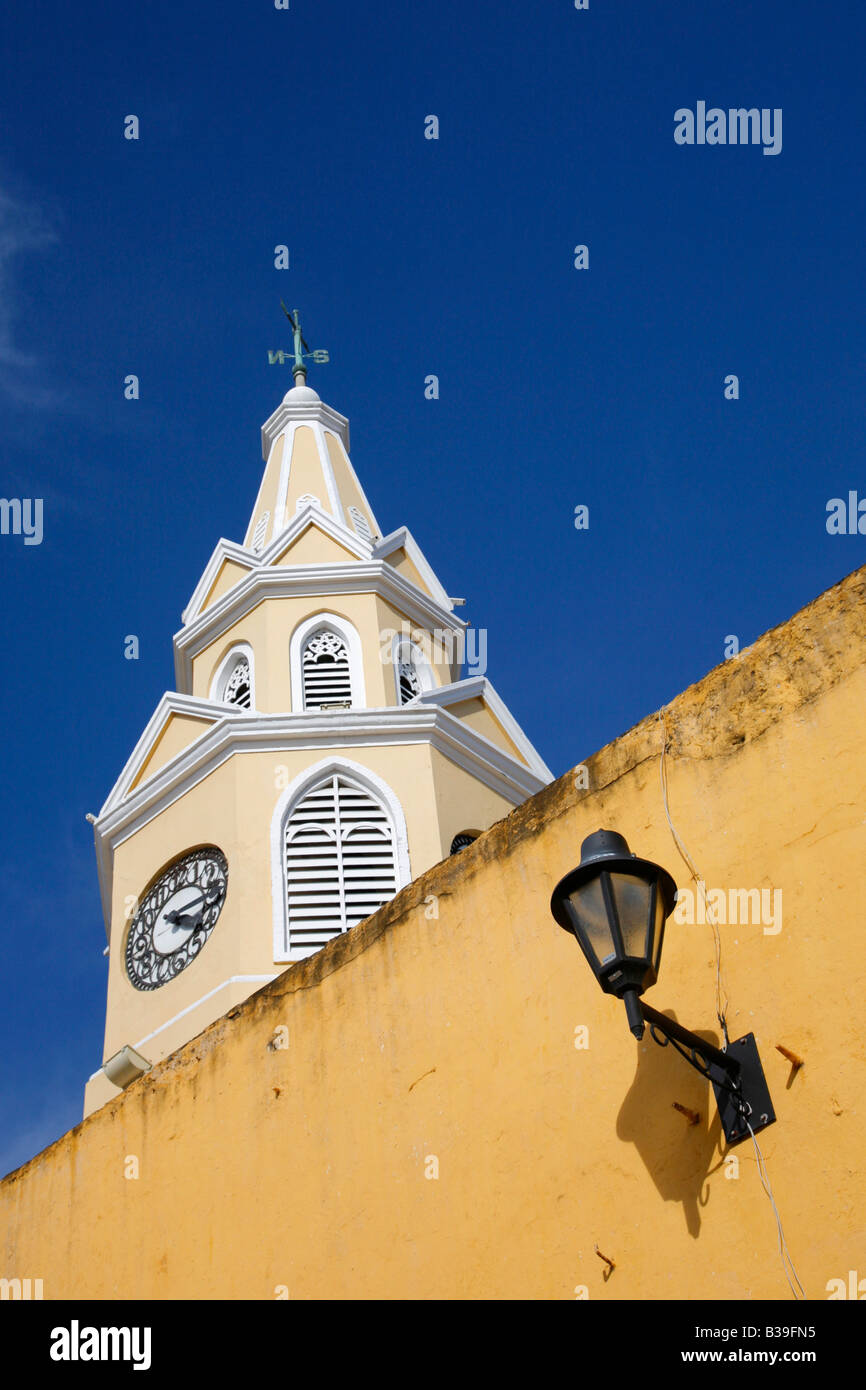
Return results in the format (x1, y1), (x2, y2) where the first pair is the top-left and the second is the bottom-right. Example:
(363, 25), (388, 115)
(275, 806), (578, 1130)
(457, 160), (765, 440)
(243, 381), (382, 556)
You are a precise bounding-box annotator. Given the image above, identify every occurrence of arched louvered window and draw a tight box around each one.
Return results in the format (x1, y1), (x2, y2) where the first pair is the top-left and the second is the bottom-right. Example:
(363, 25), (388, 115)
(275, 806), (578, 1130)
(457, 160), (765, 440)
(450, 832), (478, 855)
(223, 656), (252, 709)
(211, 644), (255, 709)
(290, 613), (366, 712)
(398, 660), (421, 704)
(392, 635), (434, 705)
(284, 773), (399, 958)
(296, 494), (320, 511)
(349, 506), (373, 542)
(302, 629), (352, 709)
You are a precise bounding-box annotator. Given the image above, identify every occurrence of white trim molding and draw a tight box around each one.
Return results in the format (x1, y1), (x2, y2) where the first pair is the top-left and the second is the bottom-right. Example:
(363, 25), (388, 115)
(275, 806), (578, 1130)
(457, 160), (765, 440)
(173, 561), (466, 696)
(261, 394), (350, 461)
(373, 526), (454, 614)
(182, 538), (258, 627)
(180, 506), (376, 637)
(261, 503), (372, 567)
(414, 677), (554, 782)
(289, 611), (367, 711)
(93, 701), (550, 939)
(269, 756), (411, 962)
(322, 427), (383, 538)
(87, 974), (279, 1082)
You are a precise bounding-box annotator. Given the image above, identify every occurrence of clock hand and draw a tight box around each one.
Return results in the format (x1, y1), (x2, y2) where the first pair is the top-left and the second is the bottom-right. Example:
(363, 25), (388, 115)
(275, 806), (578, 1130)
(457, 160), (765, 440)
(162, 883), (224, 926)
(167, 906), (204, 928)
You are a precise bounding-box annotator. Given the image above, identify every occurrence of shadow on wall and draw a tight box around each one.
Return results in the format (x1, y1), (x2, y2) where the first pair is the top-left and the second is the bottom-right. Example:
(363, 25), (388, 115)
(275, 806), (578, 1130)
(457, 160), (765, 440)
(617, 1010), (724, 1239)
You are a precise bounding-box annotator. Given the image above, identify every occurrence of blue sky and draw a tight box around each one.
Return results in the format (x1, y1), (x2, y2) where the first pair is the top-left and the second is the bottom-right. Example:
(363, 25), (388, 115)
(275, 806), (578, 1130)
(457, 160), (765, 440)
(1, 0), (863, 1176)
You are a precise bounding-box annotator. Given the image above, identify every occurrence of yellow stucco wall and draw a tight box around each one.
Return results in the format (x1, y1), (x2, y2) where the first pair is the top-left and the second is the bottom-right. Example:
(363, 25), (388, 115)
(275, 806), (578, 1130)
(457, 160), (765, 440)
(5, 567), (865, 1299)
(282, 426), (330, 522)
(190, 594), (391, 711)
(242, 432), (285, 550)
(445, 697), (529, 764)
(383, 546), (433, 598)
(272, 525), (357, 567)
(324, 432), (371, 529)
(200, 558), (252, 614)
(129, 714), (216, 790)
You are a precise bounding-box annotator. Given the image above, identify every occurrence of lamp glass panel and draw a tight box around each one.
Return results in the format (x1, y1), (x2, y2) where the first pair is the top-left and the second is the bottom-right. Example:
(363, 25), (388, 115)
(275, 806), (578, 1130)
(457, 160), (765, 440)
(653, 890), (666, 970)
(609, 873), (654, 960)
(565, 875), (617, 968)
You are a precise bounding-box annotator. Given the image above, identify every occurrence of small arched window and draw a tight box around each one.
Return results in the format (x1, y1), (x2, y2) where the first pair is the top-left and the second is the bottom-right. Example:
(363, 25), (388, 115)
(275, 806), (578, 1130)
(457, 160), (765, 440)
(290, 613), (366, 712)
(283, 772), (399, 957)
(223, 656), (252, 708)
(211, 645), (254, 710)
(296, 494), (320, 512)
(392, 635), (434, 706)
(302, 629), (352, 709)
(398, 659), (422, 704)
(450, 832), (478, 855)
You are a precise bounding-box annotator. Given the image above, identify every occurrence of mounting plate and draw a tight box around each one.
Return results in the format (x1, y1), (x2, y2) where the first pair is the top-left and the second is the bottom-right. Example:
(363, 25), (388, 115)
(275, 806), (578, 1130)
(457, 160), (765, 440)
(711, 1032), (776, 1147)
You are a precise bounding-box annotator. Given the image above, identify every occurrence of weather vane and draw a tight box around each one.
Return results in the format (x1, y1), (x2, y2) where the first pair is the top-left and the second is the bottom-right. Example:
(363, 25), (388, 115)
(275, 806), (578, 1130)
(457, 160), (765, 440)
(268, 304), (329, 384)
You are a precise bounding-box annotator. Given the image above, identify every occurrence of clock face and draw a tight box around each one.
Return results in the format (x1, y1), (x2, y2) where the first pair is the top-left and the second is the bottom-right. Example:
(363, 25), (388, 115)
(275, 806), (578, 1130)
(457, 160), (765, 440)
(125, 848), (228, 991)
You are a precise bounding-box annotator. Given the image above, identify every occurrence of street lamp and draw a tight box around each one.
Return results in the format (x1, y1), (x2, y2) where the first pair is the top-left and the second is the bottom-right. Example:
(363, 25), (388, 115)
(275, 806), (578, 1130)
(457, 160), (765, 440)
(551, 830), (776, 1147)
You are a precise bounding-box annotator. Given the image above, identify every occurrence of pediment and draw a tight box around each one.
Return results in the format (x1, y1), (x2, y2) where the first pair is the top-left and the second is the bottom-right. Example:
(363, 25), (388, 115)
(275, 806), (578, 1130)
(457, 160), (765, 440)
(374, 528), (454, 612)
(100, 693), (236, 815)
(182, 540), (257, 626)
(415, 678), (553, 780)
(271, 518), (361, 567)
(200, 558), (253, 613)
(128, 712), (216, 791)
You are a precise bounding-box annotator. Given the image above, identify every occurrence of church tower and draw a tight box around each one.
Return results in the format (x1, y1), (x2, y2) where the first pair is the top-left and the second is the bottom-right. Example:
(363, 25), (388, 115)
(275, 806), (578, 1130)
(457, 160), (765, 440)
(85, 322), (552, 1116)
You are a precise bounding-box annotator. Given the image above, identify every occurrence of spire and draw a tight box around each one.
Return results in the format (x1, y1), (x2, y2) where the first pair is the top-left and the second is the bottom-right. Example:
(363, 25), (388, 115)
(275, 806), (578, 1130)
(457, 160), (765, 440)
(247, 318), (379, 553)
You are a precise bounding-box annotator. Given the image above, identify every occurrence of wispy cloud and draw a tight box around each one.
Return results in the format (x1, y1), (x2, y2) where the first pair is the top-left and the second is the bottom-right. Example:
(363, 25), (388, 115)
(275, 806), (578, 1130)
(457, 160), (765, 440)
(0, 185), (65, 409)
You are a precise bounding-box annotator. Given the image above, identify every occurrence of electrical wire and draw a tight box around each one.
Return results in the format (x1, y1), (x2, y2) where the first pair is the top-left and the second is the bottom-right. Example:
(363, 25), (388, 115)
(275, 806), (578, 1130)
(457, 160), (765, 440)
(656, 705), (807, 1300)
(746, 1120), (807, 1300)
(657, 708), (730, 1045)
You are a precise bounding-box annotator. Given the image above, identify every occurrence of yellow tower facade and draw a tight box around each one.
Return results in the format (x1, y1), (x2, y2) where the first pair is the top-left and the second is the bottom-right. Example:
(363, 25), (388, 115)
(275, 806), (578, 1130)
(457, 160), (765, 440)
(84, 372), (551, 1115)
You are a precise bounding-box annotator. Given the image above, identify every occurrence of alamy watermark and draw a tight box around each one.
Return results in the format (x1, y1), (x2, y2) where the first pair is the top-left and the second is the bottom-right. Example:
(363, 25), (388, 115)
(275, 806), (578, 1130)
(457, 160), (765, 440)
(674, 882), (782, 935)
(1, 1276), (43, 1299)
(0, 497), (42, 545)
(674, 103), (782, 156)
(380, 624), (488, 677)
(826, 492), (866, 534)
(50, 1321), (151, 1370)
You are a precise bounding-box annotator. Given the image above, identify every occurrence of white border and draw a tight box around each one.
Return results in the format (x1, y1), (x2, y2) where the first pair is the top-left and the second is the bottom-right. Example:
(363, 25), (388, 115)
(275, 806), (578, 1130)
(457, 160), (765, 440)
(373, 526), (454, 613)
(414, 677), (554, 782)
(181, 539), (256, 627)
(174, 561), (465, 694)
(269, 755), (411, 961)
(322, 428), (383, 538)
(93, 701), (550, 937)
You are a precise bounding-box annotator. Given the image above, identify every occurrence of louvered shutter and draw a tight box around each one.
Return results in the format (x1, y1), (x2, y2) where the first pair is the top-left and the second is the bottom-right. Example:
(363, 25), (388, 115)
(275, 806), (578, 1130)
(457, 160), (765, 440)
(284, 774), (398, 957)
(349, 507), (373, 542)
(302, 630), (352, 708)
(252, 512), (270, 553)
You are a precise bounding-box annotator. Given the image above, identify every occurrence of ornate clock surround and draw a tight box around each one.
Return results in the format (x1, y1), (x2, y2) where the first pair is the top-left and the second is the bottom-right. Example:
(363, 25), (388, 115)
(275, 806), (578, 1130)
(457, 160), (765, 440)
(124, 846), (228, 992)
